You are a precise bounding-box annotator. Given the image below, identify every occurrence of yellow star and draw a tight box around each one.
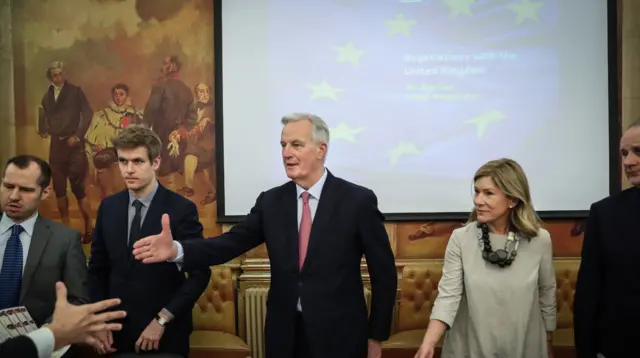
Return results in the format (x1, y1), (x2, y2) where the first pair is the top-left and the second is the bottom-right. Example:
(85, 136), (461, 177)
(442, 0), (475, 17)
(330, 123), (366, 143)
(466, 110), (506, 138)
(388, 141), (421, 166)
(308, 80), (344, 101)
(334, 42), (366, 66)
(384, 13), (417, 36)
(508, 0), (544, 24)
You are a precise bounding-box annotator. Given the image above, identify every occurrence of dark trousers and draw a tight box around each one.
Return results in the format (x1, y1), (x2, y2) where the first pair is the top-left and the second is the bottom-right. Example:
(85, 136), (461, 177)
(294, 312), (312, 358)
(49, 136), (88, 199)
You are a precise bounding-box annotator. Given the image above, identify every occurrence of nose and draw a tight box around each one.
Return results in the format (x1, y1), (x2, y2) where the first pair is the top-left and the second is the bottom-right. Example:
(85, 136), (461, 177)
(473, 194), (484, 206)
(8, 187), (20, 200)
(125, 162), (135, 173)
(624, 152), (639, 167)
(282, 145), (292, 158)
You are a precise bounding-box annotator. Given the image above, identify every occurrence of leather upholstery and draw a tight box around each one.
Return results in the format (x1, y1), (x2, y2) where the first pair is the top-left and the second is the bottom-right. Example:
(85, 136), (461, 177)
(553, 259), (578, 347)
(383, 259), (580, 351)
(189, 266), (250, 357)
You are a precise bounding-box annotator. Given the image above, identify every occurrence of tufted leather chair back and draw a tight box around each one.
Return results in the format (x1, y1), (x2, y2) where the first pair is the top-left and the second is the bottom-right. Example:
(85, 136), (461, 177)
(398, 262), (444, 332)
(192, 266), (236, 335)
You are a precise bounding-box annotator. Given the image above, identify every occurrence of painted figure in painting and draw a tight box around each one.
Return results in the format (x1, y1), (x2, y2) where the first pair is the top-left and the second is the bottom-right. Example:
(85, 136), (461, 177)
(85, 83), (143, 199)
(143, 56), (196, 179)
(174, 83), (216, 205)
(38, 61), (94, 243)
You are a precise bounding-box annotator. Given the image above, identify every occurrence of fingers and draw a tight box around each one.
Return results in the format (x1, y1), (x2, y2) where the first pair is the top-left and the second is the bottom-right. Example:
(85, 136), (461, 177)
(108, 330), (114, 346)
(86, 298), (122, 314)
(135, 337), (142, 353)
(87, 322), (123, 333)
(89, 310), (126, 326)
(161, 213), (170, 234)
(55, 282), (68, 305)
(142, 256), (163, 264)
(132, 236), (153, 250)
(84, 335), (98, 349)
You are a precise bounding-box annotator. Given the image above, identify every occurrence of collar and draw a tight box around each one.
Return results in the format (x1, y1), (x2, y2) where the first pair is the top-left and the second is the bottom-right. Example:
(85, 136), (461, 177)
(0, 212), (39, 237)
(128, 180), (159, 208)
(52, 83), (64, 90)
(296, 168), (327, 201)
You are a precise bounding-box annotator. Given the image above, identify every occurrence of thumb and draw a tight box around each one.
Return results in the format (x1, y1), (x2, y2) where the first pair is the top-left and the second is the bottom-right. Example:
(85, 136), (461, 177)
(55, 281), (68, 305)
(161, 214), (171, 236)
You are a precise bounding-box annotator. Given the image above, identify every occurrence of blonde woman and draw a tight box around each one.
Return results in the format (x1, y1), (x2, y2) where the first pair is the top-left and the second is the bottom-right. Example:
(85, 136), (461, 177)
(415, 158), (557, 358)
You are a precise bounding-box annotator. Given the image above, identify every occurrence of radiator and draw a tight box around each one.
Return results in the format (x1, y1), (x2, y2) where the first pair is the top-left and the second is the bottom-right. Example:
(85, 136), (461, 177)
(244, 287), (373, 358)
(364, 287), (372, 315)
(245, 287), (269, 358)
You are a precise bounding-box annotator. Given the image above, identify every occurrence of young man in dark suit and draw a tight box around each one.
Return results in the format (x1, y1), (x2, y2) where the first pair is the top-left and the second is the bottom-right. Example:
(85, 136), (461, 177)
(88, 126), (210, 358)
(133, 113), (398, 358)
(573, 119), (640, 358)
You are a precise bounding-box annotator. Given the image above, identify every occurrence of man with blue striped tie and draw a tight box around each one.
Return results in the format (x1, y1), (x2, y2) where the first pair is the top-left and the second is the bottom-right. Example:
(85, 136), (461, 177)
(0, 154), (89, 357)
(0, 223), (25, 308)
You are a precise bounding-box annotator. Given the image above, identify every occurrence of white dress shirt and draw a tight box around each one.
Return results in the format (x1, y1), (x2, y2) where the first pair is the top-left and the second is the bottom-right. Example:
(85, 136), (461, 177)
(53, 84), (63, 101)
(26, 327), (55, 358)
(0, 212), (40, 274)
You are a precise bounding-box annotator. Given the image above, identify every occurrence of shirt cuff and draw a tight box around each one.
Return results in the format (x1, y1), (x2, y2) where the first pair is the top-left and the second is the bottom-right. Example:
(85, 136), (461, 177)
(160, 308), (175, 321)
(171, 241), (185, 263)
(27, 327), (55, 358)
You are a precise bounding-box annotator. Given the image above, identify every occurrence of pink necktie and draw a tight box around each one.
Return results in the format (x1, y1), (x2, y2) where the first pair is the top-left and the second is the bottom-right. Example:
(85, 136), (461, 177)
(299, 192), (311, 271)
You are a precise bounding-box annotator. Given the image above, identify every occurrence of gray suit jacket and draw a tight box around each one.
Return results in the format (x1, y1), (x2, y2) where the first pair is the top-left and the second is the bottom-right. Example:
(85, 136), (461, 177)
(17, 215), (89, 326)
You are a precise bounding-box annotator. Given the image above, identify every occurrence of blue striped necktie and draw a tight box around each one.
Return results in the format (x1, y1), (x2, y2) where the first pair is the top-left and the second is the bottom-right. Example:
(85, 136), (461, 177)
(0, 224), (24, 309)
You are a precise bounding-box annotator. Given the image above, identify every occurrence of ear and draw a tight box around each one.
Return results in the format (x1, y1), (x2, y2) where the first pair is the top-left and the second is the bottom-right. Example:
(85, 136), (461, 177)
(152, 156), (161, 171)
(317, 142), (328, 160)
(40, 185), (51, 201)
(508, 199), (518, 209)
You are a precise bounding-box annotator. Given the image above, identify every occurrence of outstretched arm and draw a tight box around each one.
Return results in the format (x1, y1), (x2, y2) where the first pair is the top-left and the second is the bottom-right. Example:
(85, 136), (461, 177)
(163, 202), (211, 319)
(133, 192), (267, 270)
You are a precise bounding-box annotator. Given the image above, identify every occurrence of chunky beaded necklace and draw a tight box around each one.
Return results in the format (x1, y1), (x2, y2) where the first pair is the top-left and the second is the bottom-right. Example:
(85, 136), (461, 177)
(477, 222), (519, 268)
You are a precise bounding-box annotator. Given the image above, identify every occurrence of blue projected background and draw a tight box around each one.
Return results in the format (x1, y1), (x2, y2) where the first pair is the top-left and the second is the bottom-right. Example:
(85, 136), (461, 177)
(221, 0), (611, 216)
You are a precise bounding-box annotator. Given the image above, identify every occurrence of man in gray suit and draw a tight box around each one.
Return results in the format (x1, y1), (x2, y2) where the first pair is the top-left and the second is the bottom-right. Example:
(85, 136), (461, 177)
(0, 154), (89, 329)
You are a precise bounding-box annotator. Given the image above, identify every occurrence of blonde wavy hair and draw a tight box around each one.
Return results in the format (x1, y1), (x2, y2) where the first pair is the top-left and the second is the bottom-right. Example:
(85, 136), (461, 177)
(467, 158), (542, 239)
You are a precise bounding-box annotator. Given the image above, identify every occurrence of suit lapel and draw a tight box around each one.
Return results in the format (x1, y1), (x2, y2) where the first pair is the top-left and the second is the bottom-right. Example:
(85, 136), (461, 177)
(282, 182), (300, 272)
(20, 217), (51, 302)
(114, 191), (131, 262)
(301, 172), (339, 273)
(43, 87), (55, 112)
(139, 185), (166, 238)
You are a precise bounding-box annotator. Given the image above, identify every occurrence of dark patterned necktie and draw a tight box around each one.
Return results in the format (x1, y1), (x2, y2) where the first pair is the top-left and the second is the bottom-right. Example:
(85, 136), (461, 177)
(0, 224), (24, 309)
(129, 200), (144, 251)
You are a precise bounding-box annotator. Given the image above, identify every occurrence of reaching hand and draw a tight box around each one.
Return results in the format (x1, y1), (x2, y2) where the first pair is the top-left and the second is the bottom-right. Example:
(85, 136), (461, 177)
(93, 330), (116, 355)
(47, 282), (126, 350)
(414, 343), (435, 358)
(132, 214), (177, 263)
(135, 318), (165, 352)
(367, 339), (382, 358)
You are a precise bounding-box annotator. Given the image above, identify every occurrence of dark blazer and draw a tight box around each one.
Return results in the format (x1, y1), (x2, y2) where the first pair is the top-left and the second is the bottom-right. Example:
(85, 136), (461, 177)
(39, 82), (93, 138)
(88, 184), (210, 357)
(179, 171), (397, 358)
(15, 215), (89, 326)
(574, 187), (640, 357)
(0, 334), (38, 358)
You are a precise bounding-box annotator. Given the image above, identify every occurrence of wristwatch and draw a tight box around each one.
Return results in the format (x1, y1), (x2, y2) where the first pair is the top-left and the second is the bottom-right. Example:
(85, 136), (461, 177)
(155, 314), (168, 327)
